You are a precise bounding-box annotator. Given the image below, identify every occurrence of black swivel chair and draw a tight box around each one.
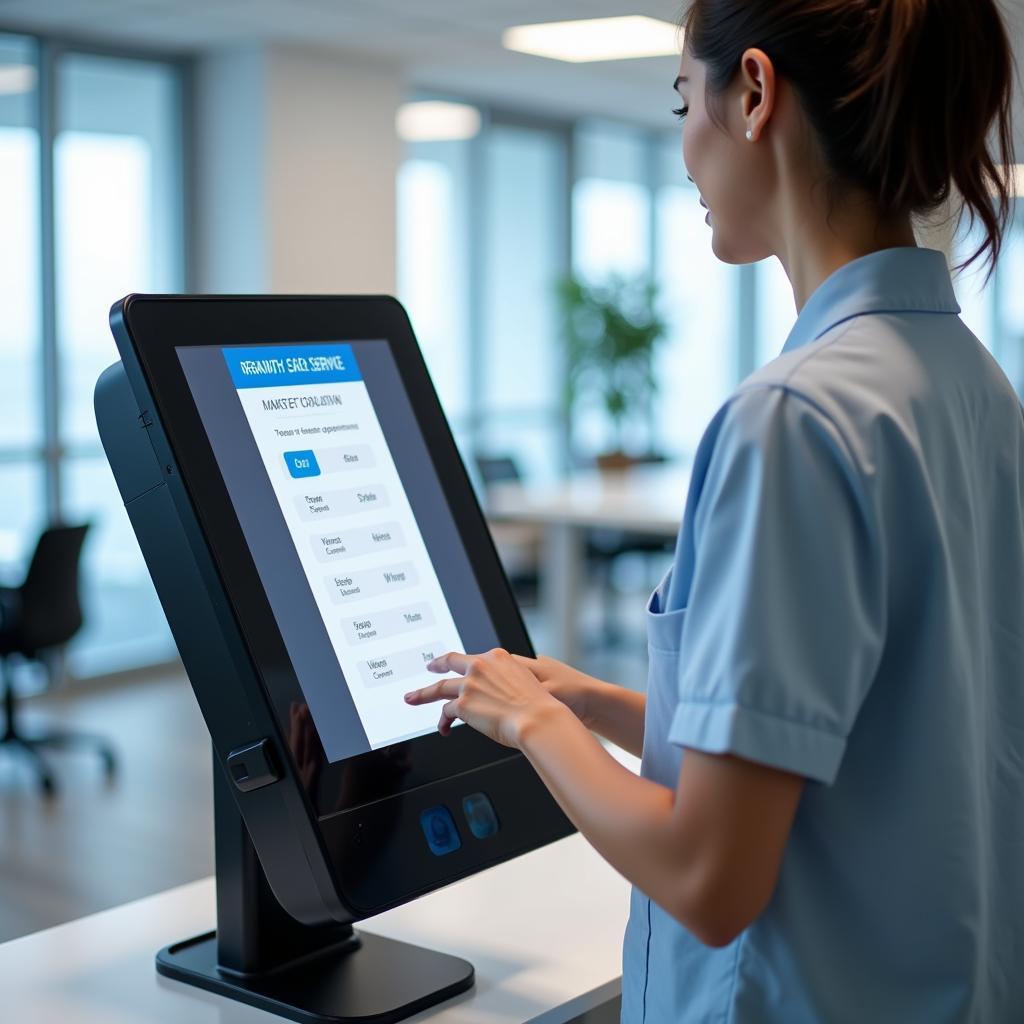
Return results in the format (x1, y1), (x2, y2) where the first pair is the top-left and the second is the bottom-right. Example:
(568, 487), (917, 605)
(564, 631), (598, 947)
(474, 455), (542, 605)
(0, 523), (116, 796)
(479, 453), (673, 648)
(581, 452), (676, 645)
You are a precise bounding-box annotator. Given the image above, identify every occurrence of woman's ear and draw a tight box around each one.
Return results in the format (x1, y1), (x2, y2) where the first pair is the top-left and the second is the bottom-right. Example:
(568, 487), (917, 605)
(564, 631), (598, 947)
(738, 47), (775, 142)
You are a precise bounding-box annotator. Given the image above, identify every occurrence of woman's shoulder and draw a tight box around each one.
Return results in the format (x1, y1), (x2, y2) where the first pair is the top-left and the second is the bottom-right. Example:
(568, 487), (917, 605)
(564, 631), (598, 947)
(750, 307), (1002, 412)
(717, 309), (1022, 486)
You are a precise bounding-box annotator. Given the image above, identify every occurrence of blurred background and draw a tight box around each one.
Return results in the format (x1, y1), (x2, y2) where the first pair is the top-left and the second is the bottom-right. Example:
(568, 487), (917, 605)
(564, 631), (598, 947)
(0, 0), (1022, 943)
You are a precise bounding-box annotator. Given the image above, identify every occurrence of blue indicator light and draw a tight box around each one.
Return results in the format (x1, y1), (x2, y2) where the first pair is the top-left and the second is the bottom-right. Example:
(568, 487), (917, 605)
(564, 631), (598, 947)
(462, 792), (499, 839)
(420, 805), (461, 856)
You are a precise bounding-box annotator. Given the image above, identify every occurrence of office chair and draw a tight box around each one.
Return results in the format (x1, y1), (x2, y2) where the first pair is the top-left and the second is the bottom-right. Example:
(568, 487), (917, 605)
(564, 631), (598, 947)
(474, 455), (542, 605)
(561, 450), (673, 646)
(474, 453), (672, 642)
(0, 523), (117, 796)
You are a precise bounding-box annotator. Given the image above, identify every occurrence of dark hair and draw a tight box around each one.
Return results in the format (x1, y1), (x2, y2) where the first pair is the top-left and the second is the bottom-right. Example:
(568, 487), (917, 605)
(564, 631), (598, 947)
(683, 0), (1017, 278)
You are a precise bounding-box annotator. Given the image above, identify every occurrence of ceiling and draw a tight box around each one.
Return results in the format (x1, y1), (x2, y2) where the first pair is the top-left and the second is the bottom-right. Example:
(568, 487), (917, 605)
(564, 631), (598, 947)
(0, 0), (685, 128)
(0, 0), (1022, 138)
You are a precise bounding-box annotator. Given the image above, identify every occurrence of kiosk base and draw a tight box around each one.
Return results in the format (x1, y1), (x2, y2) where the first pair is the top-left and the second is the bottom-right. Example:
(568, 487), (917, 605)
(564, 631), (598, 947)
(155, 762), (474, 1023)
(156, 929), (475, 1024)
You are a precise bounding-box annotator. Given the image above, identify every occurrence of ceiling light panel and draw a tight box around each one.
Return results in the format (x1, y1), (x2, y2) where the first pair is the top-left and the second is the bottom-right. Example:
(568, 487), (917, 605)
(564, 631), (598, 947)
(396, 100), (481, 142)
(503, 15), (681, 63)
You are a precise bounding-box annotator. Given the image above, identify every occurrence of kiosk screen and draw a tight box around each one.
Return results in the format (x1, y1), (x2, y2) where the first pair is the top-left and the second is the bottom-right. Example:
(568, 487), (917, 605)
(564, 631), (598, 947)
(177, 340), (499, 762)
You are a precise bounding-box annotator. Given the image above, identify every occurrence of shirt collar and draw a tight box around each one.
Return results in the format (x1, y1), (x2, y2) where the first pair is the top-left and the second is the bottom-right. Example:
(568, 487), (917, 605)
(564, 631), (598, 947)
(782, 246), (961, 355)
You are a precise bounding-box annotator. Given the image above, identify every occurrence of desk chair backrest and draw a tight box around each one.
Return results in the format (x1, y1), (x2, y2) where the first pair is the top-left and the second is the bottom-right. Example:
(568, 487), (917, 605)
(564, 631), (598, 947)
(474, 455), (523, 488)
(18, 523), (90, 654)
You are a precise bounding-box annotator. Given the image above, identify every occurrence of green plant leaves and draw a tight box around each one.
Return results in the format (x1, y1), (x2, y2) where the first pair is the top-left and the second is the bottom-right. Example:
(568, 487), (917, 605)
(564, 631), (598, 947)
(556, 272), (668, 450)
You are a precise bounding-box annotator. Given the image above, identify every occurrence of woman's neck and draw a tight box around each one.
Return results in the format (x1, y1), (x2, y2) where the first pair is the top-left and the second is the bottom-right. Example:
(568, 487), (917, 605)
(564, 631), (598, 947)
(776, 191), (918, 312)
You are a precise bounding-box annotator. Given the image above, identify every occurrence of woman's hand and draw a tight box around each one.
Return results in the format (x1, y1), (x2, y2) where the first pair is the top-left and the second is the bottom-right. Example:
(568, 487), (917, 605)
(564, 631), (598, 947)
(404, 648), (570, 749)
(515, 655), (647, 758)
(509, 654), (605, 728)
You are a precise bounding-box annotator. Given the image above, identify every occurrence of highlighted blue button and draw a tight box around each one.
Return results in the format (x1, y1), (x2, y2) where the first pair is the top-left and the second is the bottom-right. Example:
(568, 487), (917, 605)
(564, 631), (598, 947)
(284, 450), (320, 479)
(420, 805), (461, 856)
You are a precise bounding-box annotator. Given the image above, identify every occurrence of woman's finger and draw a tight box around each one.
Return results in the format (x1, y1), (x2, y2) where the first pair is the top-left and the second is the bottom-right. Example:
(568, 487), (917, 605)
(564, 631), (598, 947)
(438, 698), (461, 736)
(427, 651), (475, 675)
(404, 676), (462, 704)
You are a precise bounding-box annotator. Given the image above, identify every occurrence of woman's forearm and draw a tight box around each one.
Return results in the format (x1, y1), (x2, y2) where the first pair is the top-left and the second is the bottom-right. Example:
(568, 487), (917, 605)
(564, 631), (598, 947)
(583, 680), (646, 758)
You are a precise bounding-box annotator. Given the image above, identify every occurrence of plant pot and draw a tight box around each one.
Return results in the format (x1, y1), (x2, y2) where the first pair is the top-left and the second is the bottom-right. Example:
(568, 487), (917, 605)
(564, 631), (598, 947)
(595, 450), (638, 472)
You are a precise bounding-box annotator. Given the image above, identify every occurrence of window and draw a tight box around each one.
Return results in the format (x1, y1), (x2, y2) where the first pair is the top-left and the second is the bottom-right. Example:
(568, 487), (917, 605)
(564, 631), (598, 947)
(398, 98), (1024, 496)
(654, 135), (741, 460)
(0, 36), (45, 572)
(397, 141), (472, 425)
(755, 255), (797, 367)
(953, 221), (996, 353)
(0, 34), (184, 677)
(994, 213), (1024, 396)
(481, 124), (566, 480)
(398, 113), (569, 483)
(54, 52), (183, 675)
(573, 123), (650, 281)
(571, 123), (652, 456)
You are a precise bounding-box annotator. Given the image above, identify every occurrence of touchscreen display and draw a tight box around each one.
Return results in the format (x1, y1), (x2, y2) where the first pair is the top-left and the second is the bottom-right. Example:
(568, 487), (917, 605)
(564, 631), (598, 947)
(177, 340), (500, 762)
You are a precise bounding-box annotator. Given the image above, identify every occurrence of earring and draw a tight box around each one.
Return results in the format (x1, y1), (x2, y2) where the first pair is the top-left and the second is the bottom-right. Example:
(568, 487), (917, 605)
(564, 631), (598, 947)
(746, 129), (753, 141)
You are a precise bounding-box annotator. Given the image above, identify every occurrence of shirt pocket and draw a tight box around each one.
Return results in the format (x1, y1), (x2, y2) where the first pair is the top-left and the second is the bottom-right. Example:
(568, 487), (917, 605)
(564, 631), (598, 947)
(645, 578), (689, 745)
(646, 572), (687, 656)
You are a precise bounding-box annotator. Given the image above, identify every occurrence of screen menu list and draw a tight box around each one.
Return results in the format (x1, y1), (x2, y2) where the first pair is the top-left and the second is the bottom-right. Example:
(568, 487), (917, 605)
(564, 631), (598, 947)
(223, 343), (466, 750)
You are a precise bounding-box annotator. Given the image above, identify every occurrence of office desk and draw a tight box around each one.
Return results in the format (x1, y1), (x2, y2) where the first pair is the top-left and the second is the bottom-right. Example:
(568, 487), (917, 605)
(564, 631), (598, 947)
(486, 463), (690, 663)
(3, 811), (635, 1023)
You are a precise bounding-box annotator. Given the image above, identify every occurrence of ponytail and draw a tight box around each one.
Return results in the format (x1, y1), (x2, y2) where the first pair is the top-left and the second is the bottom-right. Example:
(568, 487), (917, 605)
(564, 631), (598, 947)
(684, 0), (1017, 279)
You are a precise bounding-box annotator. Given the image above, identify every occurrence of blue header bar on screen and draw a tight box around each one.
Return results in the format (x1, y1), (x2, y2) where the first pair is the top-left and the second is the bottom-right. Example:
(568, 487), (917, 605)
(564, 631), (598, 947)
(223, 343), (362, 389)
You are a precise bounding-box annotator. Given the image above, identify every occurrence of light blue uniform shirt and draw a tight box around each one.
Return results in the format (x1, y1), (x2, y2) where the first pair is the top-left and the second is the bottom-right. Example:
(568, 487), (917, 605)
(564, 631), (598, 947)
(621, 247), (1024, 1023)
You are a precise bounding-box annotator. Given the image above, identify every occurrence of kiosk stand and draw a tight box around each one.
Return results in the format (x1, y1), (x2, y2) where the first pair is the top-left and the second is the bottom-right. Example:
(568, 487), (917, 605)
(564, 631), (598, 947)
(95, 296), (577, 1024)
(156, 762), (475, 1024)
(96, 360), (473, 1024)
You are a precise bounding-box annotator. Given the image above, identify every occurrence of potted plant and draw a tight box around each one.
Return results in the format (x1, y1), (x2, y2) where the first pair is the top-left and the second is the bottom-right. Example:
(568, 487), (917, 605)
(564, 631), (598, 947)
(556, 273), (668, 470)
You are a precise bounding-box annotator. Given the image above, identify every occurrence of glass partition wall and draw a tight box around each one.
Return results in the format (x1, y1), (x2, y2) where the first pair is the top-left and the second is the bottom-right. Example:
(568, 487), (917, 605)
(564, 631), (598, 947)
(399, 103), (1024, 486)
(5, 49), (1019, 677)
(0, 33), (184, 677)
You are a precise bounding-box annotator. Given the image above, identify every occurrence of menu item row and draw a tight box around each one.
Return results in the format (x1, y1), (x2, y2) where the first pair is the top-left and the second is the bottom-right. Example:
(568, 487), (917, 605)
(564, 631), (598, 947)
(360, 642), (442, 688)
(341, 602), (435, 644)
(283, 444), (376, 479)
(295, 485), (389, 521)
(309, 522), (406, 563)
(325, 561), (419, 603)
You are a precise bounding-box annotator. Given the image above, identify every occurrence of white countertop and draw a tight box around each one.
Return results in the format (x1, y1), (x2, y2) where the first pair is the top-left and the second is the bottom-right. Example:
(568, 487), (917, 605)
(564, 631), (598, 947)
(3, 819), (633, 1023)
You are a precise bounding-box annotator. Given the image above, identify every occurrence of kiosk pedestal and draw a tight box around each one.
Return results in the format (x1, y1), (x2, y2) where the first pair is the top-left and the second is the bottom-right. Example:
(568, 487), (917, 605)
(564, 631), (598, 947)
(156, 764), (475, 1024)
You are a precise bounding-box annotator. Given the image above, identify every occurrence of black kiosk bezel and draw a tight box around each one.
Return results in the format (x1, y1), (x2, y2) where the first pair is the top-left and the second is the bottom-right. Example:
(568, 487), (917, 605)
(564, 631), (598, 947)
(95, 295), (576, 1023)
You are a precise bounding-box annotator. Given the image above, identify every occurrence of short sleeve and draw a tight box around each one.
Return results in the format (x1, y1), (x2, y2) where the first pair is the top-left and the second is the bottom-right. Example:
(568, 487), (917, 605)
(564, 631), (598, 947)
(668, 386), (886, 784)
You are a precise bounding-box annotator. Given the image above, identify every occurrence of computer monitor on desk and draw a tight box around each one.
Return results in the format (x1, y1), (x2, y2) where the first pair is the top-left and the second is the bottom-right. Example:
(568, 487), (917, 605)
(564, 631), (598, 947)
(95, 295), (574, 1024)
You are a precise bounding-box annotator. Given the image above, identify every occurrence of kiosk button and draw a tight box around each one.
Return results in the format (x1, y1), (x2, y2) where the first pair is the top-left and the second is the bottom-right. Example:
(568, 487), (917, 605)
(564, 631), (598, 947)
(226, 739), (280, 793)
(462, 792), (499, 839)
(419, 805), (461, 856)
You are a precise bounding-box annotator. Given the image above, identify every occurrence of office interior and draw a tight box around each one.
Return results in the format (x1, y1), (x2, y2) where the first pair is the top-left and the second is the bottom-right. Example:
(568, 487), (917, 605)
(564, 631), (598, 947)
(1, 0), (1023, 1003)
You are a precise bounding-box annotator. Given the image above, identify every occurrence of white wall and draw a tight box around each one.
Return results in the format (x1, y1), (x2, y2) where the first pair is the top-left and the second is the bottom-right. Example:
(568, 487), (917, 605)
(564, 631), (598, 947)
(193, 44), (401, 295)
(192, 46), (267, 293)
(265, 48), (400, 294)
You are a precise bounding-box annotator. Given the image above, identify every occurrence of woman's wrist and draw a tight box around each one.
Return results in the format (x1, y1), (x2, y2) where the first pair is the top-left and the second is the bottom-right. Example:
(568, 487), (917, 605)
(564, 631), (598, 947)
(517, 696), (577, 753)
(578, 677), (610, 732)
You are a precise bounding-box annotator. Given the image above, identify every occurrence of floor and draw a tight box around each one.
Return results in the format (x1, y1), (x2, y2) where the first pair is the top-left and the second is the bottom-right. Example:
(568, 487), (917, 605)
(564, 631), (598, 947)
(0, 570), (656, 946)
(0, 670), (214, 943)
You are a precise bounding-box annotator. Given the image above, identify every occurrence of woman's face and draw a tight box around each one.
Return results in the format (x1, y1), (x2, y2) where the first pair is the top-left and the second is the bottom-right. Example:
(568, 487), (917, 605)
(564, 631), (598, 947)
(676, 47), (775, 265)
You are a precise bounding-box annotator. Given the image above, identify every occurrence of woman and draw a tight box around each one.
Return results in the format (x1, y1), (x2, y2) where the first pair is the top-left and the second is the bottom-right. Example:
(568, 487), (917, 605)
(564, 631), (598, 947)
(406, 0), (1024, 1020)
